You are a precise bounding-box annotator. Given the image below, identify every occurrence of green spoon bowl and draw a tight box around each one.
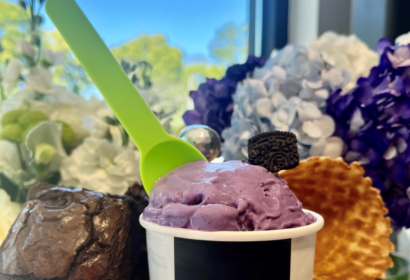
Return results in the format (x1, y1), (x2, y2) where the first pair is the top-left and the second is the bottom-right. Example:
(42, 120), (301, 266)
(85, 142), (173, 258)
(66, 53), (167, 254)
(46, 0), (206, 194)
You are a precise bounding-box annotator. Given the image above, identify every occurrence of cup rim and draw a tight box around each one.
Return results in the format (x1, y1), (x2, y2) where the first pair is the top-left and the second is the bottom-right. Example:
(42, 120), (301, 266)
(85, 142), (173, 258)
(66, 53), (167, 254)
(139, 209), (324, 241)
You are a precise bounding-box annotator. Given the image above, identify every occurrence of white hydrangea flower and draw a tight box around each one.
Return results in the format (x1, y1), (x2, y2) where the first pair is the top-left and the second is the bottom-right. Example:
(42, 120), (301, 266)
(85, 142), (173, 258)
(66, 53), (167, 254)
(15, 38), (36, 58)
(0, 140), (22, 178)
(0, 88), (109, 144)
(222, 45), (346, 161)
(309, 31), (379, 91)
(40, 49), (64, 66)
(60, 137), (141, 195)
(0, 189), (22, 245)
(2, 58), (22, 94)
(27, 67), (60, 95)
(396, 31), (410, 46)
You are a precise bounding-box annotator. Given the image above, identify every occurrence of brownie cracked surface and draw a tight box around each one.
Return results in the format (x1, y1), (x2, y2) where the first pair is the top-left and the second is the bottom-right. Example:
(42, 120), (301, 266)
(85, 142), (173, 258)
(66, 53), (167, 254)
(0, 183), (149, 280)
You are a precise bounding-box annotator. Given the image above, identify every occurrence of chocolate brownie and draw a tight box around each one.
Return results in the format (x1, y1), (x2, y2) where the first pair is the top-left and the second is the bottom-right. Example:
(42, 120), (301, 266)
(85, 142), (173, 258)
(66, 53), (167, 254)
(0, 183), (149, 280)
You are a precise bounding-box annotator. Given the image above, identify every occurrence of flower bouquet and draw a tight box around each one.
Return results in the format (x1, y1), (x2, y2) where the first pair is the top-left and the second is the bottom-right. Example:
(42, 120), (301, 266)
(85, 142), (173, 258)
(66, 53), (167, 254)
(327, 38), (410, 230)
(183, 32), (410, 233)
(0, 0), (174, 246)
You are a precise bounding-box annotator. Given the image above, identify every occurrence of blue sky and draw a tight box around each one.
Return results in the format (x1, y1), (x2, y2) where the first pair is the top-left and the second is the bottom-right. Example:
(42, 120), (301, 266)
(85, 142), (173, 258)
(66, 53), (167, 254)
(37, 0), (249, 62)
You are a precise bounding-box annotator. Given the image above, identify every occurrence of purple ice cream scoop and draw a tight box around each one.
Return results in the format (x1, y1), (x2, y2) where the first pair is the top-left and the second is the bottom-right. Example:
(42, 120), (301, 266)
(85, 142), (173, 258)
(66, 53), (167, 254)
(142, 160), (314, 231)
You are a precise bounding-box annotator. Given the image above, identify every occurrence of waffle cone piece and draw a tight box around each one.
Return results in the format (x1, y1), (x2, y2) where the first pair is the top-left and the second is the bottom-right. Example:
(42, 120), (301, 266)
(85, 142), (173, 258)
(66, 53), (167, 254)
(280, 157), (394, 280)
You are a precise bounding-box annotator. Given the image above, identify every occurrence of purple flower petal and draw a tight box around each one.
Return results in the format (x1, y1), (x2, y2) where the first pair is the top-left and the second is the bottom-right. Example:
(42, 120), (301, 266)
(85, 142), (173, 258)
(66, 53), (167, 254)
(327, 42), (410, 229)
(226, 64), (249, 81)
(376, 38), (393, 55)
(182, 110), (202, 125)
(183, 55), (267, 138)
(349, 138), (368, 153)
(383, 186), (410, 229)
(352, 83), (373, 105)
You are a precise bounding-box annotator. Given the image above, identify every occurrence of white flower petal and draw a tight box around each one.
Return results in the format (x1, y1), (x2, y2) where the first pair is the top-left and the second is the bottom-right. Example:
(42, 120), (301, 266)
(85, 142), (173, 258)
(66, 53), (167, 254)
(322, 68), (345, 88)
(303, 79), (323, 89)
(315, 89), (329, 99)
(309, 138), (326, 156)
(83, 116), (109, 139)
(247, 79), (268, 96)
(270, 102), (297, 127)
(349, 109), (364, 135)
(27, 67), (54, 94)
(255, 98), (272, 117)
(253, 67), (270, 80)
(383, 145), (397, 160)
(271, 66), (287, 81)
(302, 121), (322, 138)
(297, 102), (322, 122)
(0, 140), (21, 174)
(299, 88), (314, 100)
(322, 137), (344, 158)
(396, 32), (410, 46)
(240, 130), (251, 140)
(0, 189), (22, 245)
(3, 58), (22, 85)
(16, 38), (36, 57)
(314, 115), (335, 138)
(41, 49), (64, 66)
(280, 78), (301, 98)
(271, 91), (286, 108)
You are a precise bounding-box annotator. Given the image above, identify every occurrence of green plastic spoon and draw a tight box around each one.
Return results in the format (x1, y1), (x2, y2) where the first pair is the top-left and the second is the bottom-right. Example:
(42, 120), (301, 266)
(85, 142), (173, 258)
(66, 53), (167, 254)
(45, 0), (206, 195)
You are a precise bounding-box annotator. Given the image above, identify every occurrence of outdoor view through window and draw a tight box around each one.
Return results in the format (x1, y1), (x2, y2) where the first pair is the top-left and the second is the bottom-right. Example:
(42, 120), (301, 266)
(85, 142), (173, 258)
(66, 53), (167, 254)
(0, 0), (249, 132)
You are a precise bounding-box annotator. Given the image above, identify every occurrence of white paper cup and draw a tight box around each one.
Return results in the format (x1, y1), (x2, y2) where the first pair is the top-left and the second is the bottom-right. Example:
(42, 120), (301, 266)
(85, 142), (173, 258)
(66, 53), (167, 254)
(140, 209), (324, 280)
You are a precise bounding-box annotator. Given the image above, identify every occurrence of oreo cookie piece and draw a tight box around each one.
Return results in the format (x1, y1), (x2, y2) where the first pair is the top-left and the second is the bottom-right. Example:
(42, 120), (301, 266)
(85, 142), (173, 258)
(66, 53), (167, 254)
(248, 131), (299, 172)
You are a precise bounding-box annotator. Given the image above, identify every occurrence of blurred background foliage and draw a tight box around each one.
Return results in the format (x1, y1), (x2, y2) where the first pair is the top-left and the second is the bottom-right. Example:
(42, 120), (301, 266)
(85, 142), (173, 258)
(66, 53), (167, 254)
(0, 0), (248, 132)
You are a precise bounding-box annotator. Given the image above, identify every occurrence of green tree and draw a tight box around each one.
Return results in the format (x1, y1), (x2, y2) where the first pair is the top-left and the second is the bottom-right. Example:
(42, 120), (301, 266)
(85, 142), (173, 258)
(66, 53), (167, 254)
(0, 0), (91, 94)
(0, 0), (28, 63)
(43, 30), (91, 93)
(208, 23), (248, 65)
(112, 34), (226, 132)
(112, 34), (183, 83)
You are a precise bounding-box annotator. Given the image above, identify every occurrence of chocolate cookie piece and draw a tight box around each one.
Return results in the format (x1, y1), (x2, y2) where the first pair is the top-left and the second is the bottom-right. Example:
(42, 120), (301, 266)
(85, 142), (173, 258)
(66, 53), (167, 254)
(0, 183), (149, 280)
(248, 131), (299, 172)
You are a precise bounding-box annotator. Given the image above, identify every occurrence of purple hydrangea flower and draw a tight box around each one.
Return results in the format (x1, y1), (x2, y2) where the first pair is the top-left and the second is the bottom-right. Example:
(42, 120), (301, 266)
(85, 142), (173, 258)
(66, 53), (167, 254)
(183, 55), (267, 136)
(327, 39), (410, 229)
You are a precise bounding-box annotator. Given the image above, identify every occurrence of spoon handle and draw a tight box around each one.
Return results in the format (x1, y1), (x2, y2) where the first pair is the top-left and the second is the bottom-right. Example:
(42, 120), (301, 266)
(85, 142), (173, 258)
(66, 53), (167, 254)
(46, 0), (168, 154)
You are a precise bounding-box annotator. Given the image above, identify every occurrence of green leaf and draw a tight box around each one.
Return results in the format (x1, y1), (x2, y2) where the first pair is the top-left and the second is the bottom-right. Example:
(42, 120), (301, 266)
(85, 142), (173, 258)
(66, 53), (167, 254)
(104, 116), (120, 126)
(18, 111), (49, 128)
(0, 172), (20, 202)
(33, 15), (43, 26)
(131, 73), (138, 85)
(121, 127), (129, 147)
(55, 121), (76, 146)
(45, 171), (61, 185)
(120, 60), (130, 73)
(18, 0), (26, 10)
(31, 33), (41, 47)
(32, 161), (51, 179)
(105, 129), (113, 142)
(1, 109), (27, 126)
(0, 124), (23, 142)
